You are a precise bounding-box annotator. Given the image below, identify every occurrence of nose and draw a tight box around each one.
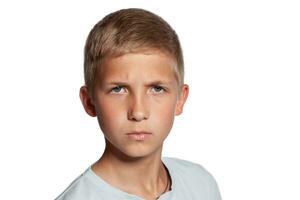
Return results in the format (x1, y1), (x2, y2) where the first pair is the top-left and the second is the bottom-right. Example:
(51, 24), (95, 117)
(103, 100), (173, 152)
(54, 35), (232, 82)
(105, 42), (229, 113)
(128, 93), (149, 122)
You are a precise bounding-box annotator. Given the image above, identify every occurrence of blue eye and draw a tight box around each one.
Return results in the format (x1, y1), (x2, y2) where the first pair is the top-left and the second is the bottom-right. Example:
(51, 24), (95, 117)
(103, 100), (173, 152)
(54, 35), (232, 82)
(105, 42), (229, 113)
(110, 85), (165, 94)
(152, 86), (165, 93)
(111, 86), (124, 93)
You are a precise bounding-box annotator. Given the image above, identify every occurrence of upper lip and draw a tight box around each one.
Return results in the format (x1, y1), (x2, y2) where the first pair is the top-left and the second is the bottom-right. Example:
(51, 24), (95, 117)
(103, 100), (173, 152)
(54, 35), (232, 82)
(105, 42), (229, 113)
(126, 131), (152, 135)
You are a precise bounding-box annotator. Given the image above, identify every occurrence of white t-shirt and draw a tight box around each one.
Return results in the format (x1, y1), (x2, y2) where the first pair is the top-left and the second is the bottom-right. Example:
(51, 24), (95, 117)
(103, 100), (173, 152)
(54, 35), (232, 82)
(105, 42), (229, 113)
(55, 157), (222, 200)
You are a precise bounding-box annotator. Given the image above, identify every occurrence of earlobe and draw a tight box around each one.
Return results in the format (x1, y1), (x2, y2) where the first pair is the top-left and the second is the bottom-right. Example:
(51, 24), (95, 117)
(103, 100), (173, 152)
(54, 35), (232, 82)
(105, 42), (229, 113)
(79, 86), (97, 117)
(175, 84), (189, 116)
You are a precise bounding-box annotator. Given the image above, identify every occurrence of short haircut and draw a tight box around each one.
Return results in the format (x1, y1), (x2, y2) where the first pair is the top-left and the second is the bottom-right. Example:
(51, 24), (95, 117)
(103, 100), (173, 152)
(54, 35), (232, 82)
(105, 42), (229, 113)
(84, 8), (184, 97)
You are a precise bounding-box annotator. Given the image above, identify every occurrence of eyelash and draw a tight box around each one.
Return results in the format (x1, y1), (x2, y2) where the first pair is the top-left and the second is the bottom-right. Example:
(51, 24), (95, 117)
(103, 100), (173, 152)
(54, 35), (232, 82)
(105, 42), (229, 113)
(110, 85), (166, 94)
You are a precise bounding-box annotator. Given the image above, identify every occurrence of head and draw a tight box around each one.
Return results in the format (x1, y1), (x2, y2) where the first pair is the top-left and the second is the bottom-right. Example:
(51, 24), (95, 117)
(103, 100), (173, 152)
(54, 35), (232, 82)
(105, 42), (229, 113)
(80, 8), (189, 159)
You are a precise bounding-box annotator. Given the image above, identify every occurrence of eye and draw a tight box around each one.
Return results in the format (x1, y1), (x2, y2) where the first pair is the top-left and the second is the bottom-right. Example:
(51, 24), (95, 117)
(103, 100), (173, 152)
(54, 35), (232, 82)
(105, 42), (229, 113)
(110, 86), (126, 94)
(151, 85), (165, 93)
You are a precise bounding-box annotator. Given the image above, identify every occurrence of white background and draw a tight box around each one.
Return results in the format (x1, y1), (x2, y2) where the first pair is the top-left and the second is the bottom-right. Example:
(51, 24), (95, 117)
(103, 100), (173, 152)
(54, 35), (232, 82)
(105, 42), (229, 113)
(0, 0), (299, 199)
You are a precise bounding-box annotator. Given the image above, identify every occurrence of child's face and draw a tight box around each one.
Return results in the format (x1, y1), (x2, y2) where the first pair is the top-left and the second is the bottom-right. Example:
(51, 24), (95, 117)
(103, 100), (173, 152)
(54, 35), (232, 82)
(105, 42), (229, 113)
(80, 50), (189, 158)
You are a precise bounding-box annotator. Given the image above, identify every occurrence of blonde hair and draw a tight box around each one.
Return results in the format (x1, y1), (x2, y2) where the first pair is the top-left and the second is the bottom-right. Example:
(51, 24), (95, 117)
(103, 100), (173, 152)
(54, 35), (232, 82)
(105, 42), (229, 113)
(84, 8), (184, 96)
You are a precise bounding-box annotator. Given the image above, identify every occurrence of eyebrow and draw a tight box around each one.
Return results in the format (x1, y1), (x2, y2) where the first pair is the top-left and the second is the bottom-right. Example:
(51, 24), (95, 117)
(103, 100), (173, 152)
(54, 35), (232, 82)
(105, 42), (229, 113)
(105, 80), (173, 86)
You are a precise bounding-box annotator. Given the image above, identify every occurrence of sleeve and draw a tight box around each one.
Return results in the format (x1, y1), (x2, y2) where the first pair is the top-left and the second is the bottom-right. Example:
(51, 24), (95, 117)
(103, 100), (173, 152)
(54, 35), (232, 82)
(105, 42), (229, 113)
(208, 173), (222, 200)
(193, 162), (222, 200)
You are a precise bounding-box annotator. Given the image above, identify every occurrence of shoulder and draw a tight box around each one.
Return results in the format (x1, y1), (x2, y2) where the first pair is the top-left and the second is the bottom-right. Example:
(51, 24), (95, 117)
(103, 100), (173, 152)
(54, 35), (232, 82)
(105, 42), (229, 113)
(162, 157), (222, 199)
(162, 156), (213, 179)
(55, 168), (104, 200)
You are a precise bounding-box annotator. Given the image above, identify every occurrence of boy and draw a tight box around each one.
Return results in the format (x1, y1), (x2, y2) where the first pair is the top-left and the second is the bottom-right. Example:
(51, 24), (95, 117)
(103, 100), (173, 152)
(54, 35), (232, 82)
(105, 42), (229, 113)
(56, 8), (221, 200)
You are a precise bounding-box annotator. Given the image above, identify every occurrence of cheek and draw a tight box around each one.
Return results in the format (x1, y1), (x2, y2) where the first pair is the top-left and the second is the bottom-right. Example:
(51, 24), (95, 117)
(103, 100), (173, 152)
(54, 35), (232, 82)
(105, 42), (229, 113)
(96, 95), (177, 135)
(151, 98), (177, 130)
(95, 99), (125, 133)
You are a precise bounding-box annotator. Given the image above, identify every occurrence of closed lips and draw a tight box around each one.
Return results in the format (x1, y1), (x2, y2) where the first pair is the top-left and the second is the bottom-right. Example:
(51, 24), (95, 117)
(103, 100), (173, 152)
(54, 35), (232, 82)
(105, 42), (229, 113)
(127, 132), (152, 135)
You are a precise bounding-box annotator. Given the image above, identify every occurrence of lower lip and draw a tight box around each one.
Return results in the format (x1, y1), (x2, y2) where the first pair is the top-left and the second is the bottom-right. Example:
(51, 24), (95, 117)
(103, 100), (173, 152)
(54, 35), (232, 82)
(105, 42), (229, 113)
(127, 133), (152, 141)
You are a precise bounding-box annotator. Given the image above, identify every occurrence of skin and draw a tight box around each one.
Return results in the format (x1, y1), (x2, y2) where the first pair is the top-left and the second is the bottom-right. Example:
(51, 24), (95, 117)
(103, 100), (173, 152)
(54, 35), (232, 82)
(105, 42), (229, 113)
(79, 50), (189, 200)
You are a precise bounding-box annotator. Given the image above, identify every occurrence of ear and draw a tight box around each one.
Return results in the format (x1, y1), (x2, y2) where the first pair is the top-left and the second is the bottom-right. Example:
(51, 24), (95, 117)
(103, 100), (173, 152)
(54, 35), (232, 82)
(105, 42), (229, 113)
(175, 84), (189, 116)
(79, 86), (97, 117)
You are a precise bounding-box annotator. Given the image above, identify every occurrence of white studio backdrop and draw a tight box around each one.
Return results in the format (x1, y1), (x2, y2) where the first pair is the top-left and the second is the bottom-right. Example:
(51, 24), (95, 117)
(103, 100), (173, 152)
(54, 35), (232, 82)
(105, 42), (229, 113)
(0, 0), (299, 199)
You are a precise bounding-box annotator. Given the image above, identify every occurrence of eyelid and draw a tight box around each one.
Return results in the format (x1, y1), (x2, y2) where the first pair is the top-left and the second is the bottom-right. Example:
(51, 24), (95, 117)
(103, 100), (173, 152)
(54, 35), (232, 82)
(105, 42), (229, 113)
(150, 85), (167, 93)
(110, 85), (127, 94)
(109, 85), (167, 94)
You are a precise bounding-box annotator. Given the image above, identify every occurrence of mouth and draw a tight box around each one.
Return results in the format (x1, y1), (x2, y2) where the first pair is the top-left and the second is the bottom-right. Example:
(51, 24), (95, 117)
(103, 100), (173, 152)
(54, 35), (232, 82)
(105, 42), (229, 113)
(126, 131), (152, 141)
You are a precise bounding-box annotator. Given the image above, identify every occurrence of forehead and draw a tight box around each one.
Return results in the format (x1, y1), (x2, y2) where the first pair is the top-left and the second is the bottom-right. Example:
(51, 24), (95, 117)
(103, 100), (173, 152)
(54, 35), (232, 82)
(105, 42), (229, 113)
(96, 51), (178, 83)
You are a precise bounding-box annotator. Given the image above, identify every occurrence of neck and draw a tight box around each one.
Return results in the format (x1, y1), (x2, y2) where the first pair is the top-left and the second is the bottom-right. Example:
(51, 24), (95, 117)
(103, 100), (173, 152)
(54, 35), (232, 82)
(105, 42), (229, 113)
(92, 141), (170, 199)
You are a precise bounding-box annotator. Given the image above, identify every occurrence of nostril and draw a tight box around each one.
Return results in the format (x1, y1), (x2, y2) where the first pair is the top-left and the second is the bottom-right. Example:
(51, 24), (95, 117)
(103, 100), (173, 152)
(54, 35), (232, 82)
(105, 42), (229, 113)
(128, 112), (147, 122)
(128, 98), (149, 121)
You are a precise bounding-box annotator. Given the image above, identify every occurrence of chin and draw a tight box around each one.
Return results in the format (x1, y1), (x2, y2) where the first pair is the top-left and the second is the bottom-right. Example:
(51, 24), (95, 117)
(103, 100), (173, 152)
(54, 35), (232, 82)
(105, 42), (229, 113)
(105, 138), (162, 160)
(122, 146), (154, 159)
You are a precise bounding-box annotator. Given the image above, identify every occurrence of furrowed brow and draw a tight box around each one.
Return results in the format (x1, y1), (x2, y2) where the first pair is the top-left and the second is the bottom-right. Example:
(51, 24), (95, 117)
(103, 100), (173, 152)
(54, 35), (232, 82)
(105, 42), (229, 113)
(145, 80), (173, 86)
(104, 80), (173, 86)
